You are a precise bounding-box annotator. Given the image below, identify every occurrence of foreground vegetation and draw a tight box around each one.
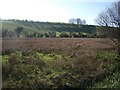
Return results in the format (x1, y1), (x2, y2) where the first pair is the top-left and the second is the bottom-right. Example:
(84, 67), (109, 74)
(2, 38), (120, 89)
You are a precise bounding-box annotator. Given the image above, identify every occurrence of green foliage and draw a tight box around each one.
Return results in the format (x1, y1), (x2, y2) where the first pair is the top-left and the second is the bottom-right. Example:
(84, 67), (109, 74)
(97, 51), (117, 62)
(87, 51), (120, 88)
(2, 51), (50, 88)
(91, 72), (120, 88)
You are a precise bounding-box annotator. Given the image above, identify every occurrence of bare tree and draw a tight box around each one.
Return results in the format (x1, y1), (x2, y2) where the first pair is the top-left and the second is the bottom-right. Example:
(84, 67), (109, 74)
(82, 19), (86, 25)
(69, 18), (76, 24)
(76, 18), (82, 25)
(95, 1), (120, 55)
(95, 11), (110, 26)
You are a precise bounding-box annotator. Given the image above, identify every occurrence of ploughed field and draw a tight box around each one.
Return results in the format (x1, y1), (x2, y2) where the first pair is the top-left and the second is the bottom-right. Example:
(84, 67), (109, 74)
(2, 38), (120, 88)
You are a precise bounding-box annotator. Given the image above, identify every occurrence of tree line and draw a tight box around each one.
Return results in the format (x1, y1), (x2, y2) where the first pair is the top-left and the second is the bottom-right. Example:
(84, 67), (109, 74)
(69, 18), (86, 25)
(2, 27), (99, 38)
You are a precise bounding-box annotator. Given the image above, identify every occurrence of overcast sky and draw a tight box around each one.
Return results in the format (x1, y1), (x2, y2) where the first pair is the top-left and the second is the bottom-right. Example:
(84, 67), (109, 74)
(0, 0), (117, 25)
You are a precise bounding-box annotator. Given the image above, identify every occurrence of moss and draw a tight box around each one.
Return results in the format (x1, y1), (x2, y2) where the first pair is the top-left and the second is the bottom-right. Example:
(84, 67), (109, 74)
(36, 52), (44, 57)
(43, 55), (53, 61)
(55, 54), (62, 60)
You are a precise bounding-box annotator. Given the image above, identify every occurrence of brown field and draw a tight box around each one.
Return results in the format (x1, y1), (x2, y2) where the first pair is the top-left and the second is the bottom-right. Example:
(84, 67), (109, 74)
(2, 38), (115, 55)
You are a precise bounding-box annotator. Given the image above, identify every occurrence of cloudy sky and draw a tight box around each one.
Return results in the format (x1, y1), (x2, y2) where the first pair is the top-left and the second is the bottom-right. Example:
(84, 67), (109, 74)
(0, 0), (116, 25)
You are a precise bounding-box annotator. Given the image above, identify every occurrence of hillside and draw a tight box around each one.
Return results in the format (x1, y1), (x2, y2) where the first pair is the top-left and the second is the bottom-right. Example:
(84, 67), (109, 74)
(2, 20), (97, 34)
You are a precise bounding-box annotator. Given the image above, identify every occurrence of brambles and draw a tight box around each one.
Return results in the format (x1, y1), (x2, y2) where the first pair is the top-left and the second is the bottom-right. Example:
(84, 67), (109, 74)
(2, 38), (119, 88)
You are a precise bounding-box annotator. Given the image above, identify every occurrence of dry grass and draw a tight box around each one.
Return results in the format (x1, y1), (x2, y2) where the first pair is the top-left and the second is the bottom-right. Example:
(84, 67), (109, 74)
(2, 38), (115, 55)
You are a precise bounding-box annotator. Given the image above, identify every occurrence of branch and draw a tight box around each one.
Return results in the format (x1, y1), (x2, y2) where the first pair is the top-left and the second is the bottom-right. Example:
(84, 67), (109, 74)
(109, 38), (118, 47)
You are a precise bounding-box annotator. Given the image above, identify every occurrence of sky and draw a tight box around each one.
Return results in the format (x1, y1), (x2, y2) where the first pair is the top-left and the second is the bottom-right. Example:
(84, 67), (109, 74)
(0, 0), (117, 25)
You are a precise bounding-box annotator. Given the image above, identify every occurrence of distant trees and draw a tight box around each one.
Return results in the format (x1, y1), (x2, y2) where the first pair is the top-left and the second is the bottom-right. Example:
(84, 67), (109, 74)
(26, 32), (56, 38)
(95, 1), (120, 55)
(59, 32), (70, 38)
(82, 19), (86, 25)
(15, 27), (23, 37)
(2, 30), (97, 38)
(70, 32), (82, 38)
(59, 32), (88, 38)
(2, 29), (15, 38)
(48, 32), (56, 37)
(69, 18), (76, 24)
(76, 18), (82, 25)
(76, 18), (82, 26)
(69, 18), (86, 25)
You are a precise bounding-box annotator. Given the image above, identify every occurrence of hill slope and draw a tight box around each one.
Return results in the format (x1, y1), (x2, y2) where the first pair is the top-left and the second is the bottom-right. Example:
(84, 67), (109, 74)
(2, 20), (97, 34)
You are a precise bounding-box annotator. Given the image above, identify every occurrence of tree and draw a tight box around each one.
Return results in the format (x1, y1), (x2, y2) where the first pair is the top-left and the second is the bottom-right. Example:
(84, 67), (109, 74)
(15, 27), (23, 37)
(82, 19), (86, 25)
(76, 18), (82, 25)
(69, 18), (76, 24)
(95, 1), (120, 55)
(69, 18), (86, 26)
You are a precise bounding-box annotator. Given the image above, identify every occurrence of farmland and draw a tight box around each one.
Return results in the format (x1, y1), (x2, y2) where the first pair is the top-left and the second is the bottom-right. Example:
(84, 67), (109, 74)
(2, 20), (97, 33)
(2, 20), (98, 38)
(2, 38), (120, 88)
